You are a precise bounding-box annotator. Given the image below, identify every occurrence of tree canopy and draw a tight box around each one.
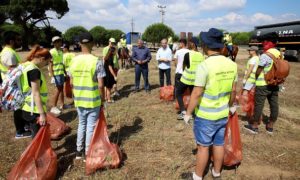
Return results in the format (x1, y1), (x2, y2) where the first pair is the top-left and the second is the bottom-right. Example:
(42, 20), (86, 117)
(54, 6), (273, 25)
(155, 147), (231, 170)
(142, 23), (175, 44)
(0, 0), (69, 49)
(89, 26), (107, 46)
(63, 26), (88, 44)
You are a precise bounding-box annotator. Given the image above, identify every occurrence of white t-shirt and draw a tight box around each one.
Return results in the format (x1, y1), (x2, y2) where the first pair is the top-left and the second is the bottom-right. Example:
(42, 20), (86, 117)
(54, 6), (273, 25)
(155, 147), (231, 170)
(0, 50), (18, 67)
(174, 48), (189, 74)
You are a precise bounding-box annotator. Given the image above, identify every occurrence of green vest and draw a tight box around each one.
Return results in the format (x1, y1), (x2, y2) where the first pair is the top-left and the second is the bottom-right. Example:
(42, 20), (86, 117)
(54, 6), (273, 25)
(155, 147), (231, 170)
(63, 52), (75, 72)
(0, 47), (21, 79)
(120, 38), (126, 47)
(180, 51), (205, 85)
(195, 56), (237, 121)
(50, 48), (64, 76)
(70, 54), (101, 108)
(244, 56), (259, 84)
(21, 62), (48, 114)
(255, 59), (273, 86)
(224, 34), (233, 45)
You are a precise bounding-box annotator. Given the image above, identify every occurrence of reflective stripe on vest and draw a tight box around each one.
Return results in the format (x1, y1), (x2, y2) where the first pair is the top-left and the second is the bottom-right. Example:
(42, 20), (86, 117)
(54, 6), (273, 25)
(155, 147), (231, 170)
(255, 59), (273, 86)
(245, 56), (259, 84)
(70, 54), (101, 108)
(195, 56), (237, 120)
(21, 62), (48, 113)
(0, 47), (21, 79)
(50, 48), (64, 76)
(180, 51), (204, 85)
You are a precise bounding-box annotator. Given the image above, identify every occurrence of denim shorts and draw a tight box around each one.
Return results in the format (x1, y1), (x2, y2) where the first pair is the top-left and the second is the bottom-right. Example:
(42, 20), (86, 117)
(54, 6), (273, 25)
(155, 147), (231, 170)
(54, 74), (65, 86)
(193, 116), (228, 146)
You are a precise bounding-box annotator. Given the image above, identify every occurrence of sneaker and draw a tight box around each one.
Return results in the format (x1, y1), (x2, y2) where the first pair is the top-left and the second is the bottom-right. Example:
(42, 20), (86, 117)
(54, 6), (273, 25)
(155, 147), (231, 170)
(243, 124), (258, 134)
(177, 111), (186, 120)
(15, 131), (32, 139)
(266, 127), (273, 135)
(50, 107), (62, 115)
(75, 151), (85, 160)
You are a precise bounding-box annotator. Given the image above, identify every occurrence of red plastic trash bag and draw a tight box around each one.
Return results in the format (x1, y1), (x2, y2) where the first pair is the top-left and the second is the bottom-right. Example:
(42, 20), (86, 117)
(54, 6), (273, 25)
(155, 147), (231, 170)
(46, 113), (71, 140)
(64, 76), (72, 98)
(160, 85), (174, 101)
(7, 125), (57, 180)
(239, 88), (255, 117)
(86, 109), (122, 175)
(223, 112), (242, 166)
(175, 89), (191, 110)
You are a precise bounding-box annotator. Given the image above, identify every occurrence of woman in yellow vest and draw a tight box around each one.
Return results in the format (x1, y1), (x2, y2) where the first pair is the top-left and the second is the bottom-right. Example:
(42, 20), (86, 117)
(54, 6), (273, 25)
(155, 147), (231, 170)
(185, 28), (238, 180)
(21, 45), (51, 138)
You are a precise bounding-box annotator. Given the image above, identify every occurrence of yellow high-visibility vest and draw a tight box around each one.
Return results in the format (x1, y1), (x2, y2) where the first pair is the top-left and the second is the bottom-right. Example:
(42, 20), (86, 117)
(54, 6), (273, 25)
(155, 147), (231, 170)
(70, 54), (101, 108)
(50, 48), (64, 76)
(195, 56), (237, 120)
(180, 51), (204, 85)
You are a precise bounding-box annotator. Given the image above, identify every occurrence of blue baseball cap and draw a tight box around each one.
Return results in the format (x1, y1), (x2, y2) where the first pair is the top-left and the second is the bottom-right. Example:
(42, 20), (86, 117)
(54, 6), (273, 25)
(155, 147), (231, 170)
(200, 28), (224, 49)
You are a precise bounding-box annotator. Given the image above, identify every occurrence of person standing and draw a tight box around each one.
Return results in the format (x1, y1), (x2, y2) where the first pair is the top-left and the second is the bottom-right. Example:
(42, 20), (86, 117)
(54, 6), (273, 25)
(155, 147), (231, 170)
(103, 38), (120, 97)
(173, 39), (189, 96)
(69, 32), (106, 159)
(184, 28), (238, 180)
(223, 31), (233, 59)
(104, 46), (117, 103)
(49, 36), (66, 115)
(132, 39), (151, 93)
(242, 46), (259, 92)
(21, 45), (51, 138)
(0, 31), (31, 139)
(244, 48), (282, 134)
(176, 38), (204, 120)
(62, 44), (75, 75)
(156, 38), (172, 87)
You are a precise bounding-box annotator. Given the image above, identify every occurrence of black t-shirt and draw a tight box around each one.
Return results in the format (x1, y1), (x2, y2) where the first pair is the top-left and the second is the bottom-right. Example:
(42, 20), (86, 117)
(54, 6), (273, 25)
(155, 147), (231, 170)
(27, 69), (42, 87)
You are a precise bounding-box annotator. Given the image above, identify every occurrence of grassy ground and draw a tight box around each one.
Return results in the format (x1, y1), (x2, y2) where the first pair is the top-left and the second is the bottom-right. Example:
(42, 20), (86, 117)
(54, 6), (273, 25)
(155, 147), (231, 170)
(0, 47), (299, 179)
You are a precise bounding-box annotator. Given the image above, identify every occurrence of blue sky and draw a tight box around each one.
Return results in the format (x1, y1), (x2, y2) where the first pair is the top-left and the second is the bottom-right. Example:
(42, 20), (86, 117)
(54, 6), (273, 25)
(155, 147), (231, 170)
(48, 0), (300, 34)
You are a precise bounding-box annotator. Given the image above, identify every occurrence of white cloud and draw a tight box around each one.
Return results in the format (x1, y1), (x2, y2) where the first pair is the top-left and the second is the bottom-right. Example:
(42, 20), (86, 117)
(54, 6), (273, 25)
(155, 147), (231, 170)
(46, 0), (300, 35)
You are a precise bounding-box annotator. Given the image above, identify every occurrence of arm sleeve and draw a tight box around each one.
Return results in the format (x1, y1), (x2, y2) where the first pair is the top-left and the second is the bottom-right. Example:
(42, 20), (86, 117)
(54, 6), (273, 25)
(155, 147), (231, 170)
(167, 49), (173, 61)
(27, 69), (41, 87)
(156, 49), (160, 61)
(194, 63), (208, 87)
(94, 60), (106, 81)
(132, 48), (138, 62)
(258, 54), (270, 67)
(146, 48), (151, 61)
(1, 51), (17, 66)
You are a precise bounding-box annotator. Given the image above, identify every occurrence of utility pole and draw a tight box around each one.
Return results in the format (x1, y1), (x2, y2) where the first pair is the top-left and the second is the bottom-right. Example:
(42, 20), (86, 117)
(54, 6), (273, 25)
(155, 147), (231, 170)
(157, 5), (166, 24)
(131, 17), (134, 32)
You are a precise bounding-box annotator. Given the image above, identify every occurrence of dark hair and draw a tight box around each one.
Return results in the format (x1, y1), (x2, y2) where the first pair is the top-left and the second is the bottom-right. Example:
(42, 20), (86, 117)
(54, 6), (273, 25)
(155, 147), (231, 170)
(3, 31), (20, 45)
(27, 45), (52, 61)
(179, 39), (187, 46)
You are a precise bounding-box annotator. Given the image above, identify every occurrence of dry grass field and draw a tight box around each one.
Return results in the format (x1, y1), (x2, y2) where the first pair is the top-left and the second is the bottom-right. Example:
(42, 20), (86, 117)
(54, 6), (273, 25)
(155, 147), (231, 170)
(0, 47), (299, 179)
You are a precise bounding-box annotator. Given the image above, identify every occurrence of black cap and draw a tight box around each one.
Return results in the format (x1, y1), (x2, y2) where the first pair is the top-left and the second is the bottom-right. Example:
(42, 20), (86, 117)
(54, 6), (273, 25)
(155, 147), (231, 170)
(79, 32), (93, 43)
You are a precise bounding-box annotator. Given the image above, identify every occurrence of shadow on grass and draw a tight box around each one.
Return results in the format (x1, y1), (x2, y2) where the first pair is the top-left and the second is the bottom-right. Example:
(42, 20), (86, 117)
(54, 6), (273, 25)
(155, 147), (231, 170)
(57, 110), (77, 123)
(115, 83), (160, 100)
(55, 133), (77, 178)
(109, 116), (143, 146)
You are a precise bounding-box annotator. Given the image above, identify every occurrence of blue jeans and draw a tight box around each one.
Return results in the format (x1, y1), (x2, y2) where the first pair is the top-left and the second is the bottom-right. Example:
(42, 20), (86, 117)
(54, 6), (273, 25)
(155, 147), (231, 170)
(135, 64), (150, 90)
(76, 106), (100, 154)
(193, 116), (228, 146)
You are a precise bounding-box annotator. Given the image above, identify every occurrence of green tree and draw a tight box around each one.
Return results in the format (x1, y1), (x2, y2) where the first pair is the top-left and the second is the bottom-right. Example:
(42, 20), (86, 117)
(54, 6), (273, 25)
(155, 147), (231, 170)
(105, 29), (124, 45)
(63, 26), (88, 44)
(0, 0), (69, 49)
(89, 26), (107, 46)
(142, 23), (175, 44)
(232, 32), (251, 45)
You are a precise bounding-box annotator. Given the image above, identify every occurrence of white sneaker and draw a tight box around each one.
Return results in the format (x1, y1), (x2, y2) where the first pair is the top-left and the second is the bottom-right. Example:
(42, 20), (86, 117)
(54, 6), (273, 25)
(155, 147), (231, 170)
(50, 107), (62, 115)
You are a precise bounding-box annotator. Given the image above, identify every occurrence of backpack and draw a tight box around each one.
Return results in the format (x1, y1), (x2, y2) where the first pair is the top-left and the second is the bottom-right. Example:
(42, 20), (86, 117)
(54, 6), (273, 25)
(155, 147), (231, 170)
(0, 65), (31, 111)
(264, 52), (290, 86)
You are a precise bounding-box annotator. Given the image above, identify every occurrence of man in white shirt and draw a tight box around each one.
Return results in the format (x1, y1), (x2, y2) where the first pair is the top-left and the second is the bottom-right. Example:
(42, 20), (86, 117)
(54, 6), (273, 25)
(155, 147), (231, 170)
(156, 38), (173, 87)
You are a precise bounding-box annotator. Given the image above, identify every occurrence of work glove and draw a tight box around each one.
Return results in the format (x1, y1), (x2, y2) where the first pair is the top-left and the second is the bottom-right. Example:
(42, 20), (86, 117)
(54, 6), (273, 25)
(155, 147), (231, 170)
(229, 105), (237, 115)
(114, 76), (118, 81)
(184, 114), (193, 125)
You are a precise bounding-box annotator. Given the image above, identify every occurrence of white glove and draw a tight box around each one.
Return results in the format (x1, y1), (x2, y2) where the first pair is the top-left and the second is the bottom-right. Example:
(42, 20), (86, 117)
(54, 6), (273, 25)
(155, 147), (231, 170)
(51, 77), (55, 84)
(114, 77), (118, 81)
(229, 105), (237, 114)
(184, 114), (192, 125)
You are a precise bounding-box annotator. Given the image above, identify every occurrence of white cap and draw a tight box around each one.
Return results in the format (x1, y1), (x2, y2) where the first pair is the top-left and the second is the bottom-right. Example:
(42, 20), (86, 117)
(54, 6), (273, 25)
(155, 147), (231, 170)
(109, 38), (116, 43)
(52, 36), (61, 43)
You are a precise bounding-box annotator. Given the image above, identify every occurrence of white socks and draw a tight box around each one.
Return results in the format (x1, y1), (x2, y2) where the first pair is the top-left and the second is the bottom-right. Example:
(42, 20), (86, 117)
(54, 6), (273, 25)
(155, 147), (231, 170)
(192, 172), (202, 180)
(212, 168), (221, 177)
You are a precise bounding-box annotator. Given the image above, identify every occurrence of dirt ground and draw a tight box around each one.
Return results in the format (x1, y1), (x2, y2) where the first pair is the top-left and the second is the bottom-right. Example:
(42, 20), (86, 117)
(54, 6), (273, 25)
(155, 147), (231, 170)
(0, 47), (299, 180)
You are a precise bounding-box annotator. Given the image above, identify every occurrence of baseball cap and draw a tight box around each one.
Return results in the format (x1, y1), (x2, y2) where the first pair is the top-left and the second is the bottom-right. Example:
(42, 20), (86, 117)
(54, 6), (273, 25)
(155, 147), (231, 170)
(79, 32), (93, 43)
(52, 36), (61, 43)
(109, 38), (116, 43)
(247, 46), (259, 51)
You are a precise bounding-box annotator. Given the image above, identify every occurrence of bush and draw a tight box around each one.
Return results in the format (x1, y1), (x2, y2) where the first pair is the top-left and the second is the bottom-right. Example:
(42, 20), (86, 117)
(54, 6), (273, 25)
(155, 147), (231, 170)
(63, 26), (88, 44)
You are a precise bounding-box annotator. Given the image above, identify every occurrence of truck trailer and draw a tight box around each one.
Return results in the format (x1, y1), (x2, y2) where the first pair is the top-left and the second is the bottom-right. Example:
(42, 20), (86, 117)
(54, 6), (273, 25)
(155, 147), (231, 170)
(249, 20), (300, 61)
